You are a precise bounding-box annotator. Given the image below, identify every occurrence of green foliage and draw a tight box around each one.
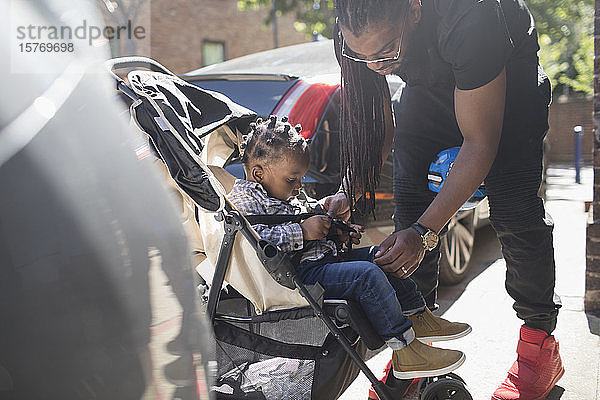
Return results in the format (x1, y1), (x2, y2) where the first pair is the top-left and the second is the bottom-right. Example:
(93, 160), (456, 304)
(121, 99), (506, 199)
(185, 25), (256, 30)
(537, 34), (568, 90)
(239, 0), (594, 93)
(238, 0), (336, 39)
(559, 32), (593, 94)
(528, 0), (593, 94)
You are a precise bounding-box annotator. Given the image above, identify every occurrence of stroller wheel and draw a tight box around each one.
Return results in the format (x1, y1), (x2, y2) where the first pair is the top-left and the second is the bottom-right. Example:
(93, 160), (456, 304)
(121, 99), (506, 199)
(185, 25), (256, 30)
(418, 375), (472, 400)
(445, 373), (466, 384)
(417, 373), (466, 393)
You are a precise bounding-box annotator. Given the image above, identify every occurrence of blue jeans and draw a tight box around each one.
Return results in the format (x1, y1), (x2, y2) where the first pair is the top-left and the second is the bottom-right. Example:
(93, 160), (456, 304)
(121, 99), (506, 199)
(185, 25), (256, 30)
(296, 246), (426, 342)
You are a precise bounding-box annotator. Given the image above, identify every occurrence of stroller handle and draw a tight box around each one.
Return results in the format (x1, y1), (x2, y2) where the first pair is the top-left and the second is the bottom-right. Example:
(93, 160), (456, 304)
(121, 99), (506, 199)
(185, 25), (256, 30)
(105, 57), (177, 100)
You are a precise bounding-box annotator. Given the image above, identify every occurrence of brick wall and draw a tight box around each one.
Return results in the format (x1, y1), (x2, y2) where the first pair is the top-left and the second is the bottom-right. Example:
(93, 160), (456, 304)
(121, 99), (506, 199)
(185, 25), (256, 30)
(548, 97), (594, 164)
(546, 96), (594, 164)
(149, 0), (308, 74)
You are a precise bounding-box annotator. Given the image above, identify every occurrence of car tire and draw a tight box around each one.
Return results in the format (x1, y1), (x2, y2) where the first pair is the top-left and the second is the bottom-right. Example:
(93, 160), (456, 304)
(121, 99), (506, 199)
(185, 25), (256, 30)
(439, 209), (476, 285)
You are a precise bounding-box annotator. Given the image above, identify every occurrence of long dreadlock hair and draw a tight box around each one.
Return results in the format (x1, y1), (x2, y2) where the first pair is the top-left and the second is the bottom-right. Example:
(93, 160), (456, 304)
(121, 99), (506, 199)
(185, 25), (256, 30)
(335, 0), (409, 214)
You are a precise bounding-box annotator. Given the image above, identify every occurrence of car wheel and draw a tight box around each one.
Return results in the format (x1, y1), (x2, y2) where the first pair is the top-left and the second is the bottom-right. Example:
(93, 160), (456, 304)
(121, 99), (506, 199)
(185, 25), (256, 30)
(439, 210), (476, 285)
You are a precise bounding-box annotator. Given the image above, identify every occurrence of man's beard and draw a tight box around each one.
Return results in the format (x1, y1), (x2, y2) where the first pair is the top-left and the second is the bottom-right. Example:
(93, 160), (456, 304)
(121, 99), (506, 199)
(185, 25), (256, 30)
(388, 26), (417, 77)
(390, 63), (404, 76)
(373, 60), (402, 76)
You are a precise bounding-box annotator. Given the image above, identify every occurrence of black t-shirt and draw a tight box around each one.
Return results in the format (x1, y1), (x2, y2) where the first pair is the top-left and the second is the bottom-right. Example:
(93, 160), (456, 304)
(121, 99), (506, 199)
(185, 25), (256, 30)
(395, 0), (535, 89)
(335, 0), (551, 140)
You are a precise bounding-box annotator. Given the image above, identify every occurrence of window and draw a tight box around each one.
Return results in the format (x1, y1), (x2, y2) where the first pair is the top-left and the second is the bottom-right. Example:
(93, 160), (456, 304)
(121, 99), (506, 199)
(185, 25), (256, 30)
(202, 40), (225, 66)
(189, 79), (298, 117)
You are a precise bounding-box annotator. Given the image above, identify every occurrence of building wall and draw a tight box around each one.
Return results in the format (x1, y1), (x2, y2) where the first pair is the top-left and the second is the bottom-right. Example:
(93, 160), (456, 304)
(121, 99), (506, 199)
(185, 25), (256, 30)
(150, 0), (308, 74)
(546, 96), (594, 164)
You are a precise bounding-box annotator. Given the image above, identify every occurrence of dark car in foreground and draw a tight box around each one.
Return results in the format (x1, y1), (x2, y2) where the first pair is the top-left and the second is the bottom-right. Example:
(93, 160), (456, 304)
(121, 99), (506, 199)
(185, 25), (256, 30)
(2, 2), (214, 398)
(184, 40), (489, 285)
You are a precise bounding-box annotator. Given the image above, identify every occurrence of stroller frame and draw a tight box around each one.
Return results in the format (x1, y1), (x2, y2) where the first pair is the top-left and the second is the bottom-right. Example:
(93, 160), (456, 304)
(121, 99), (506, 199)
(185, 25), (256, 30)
(107, 56), (472, 400)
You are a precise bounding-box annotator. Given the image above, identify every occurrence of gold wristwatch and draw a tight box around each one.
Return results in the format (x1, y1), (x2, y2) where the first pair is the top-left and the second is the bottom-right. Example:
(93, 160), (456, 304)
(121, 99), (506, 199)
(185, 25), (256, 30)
(410, 222), (439, 251)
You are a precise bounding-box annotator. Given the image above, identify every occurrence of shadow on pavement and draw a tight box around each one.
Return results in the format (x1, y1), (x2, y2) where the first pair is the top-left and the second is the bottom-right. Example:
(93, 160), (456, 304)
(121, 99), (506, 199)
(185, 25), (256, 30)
(546, 385), (565, 399)
(437, 225), (503, 315)
(586, 312), (600, 336)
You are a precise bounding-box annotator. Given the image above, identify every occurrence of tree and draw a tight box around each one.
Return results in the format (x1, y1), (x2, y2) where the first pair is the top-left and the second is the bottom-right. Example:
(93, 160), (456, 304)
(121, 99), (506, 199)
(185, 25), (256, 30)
(238, 0), (336, 40)
(529, 0), (593, 94)
(238, 0), (593, 94)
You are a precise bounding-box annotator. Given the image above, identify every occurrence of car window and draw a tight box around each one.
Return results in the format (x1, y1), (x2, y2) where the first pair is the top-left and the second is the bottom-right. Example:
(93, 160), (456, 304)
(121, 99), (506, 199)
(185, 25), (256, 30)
(304, 92), (341, 198)
(188, 79), (299, 117)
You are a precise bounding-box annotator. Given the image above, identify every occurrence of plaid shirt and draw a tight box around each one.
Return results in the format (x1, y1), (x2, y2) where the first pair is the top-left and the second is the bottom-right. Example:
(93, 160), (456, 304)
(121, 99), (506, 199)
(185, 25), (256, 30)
(228, 179), (337, 263)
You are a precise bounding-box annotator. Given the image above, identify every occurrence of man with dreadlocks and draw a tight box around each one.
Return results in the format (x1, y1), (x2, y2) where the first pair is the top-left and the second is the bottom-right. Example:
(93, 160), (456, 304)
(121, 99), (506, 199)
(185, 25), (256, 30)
(323, 0), (563, 399)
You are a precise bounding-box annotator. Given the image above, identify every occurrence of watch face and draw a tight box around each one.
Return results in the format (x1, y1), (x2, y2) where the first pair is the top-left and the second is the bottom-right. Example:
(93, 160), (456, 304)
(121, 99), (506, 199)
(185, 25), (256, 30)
(423, 231), (439, 250)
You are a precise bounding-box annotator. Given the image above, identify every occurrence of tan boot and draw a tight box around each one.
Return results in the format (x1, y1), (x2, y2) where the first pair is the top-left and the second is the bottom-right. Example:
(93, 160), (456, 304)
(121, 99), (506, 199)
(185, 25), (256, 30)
(392, 338), (465, 379)
(408, 308), (472, 342)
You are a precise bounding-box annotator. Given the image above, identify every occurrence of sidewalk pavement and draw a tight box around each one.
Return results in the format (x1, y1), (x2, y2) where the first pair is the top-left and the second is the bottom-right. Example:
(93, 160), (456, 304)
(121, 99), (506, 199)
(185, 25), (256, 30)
(340, 165), (599, 400)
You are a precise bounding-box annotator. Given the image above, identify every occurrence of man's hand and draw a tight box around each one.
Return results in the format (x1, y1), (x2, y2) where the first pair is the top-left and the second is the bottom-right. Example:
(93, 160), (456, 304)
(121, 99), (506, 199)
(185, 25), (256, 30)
(337, 223), (364, 245)
(373, 228), (425, 278)
(321, 192), (351, 221)
(300, 215), (332, 241)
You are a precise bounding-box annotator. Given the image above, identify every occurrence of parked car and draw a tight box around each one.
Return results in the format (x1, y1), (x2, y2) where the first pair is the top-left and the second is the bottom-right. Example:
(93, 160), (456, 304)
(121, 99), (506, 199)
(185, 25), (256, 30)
(184, 39), (489, 285)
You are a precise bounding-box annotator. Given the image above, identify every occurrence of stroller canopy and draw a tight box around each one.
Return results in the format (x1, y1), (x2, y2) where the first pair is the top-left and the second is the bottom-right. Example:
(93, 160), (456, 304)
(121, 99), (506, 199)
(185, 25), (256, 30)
(128, 69), (256, 212)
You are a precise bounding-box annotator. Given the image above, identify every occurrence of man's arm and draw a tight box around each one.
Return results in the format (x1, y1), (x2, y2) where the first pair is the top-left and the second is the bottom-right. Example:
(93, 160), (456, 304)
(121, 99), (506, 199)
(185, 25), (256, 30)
(374, 68), (506, 275)
(417, 68), (505, 232)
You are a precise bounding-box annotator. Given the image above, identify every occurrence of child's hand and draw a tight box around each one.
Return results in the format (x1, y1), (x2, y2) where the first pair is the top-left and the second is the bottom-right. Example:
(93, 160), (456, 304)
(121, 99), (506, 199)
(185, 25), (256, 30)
(321, 192), (350, 221)
(300, 216), (332, 241)
(337, 223), (364, 245)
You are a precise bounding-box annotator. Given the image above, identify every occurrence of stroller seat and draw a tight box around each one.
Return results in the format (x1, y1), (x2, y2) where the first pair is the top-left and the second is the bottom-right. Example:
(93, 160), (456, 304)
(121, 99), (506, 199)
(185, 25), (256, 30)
(164, 161), (385, 351)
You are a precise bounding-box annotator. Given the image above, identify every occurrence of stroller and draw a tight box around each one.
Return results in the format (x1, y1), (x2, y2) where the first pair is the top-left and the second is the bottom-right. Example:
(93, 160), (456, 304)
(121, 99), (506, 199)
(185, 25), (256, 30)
(106, 56), (472, 400)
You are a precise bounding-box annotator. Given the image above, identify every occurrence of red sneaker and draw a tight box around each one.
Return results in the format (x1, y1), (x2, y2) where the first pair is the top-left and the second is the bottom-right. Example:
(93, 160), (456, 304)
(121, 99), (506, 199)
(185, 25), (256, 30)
(368, 360), (393, 400)
(492, 325), (564, 400)
(368, 358), (421, 399)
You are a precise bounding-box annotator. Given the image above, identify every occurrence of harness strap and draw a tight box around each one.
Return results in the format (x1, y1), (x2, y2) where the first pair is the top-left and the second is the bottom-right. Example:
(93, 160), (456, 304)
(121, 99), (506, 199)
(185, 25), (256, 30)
(244, 212), (319, 225)
(244, 211), (356, 254)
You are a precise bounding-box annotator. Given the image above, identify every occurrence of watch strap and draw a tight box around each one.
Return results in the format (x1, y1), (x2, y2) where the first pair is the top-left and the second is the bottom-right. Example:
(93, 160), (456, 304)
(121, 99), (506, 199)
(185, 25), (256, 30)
(410, 222), (439, 251)
(410, 222), (430, 236)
